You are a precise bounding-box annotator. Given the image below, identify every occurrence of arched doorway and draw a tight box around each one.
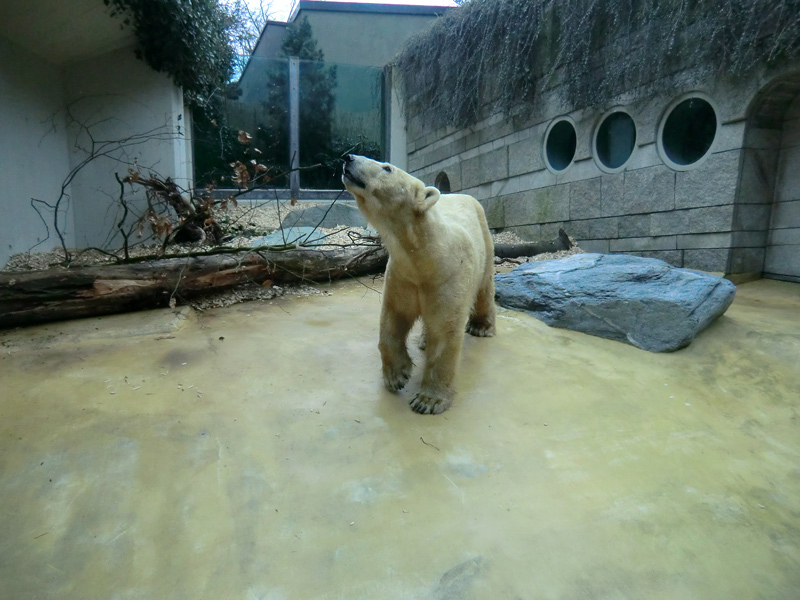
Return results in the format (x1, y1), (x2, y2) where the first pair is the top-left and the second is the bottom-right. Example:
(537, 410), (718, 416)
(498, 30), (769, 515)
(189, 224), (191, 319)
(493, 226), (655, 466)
(740, 72), (800, 282)
(434, 171), (451, 193)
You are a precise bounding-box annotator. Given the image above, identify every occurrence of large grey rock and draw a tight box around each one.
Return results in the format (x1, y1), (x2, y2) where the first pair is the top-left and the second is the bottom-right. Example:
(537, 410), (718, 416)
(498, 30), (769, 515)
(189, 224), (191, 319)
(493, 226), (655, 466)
(494, 253), (736, 352)
(252, 227), (325, 247)
(281, 203), (368, 229)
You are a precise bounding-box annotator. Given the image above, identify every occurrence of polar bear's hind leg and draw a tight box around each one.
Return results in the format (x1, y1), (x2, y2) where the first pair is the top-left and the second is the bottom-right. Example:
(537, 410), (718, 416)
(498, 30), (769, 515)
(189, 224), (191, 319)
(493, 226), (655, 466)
(466, 269), (496, 338)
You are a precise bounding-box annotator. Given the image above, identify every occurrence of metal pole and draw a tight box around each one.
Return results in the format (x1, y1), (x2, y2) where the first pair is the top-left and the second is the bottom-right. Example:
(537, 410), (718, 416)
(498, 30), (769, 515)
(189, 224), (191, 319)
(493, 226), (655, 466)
(382, 66), (391, 163)
(289, 56), (300, 199)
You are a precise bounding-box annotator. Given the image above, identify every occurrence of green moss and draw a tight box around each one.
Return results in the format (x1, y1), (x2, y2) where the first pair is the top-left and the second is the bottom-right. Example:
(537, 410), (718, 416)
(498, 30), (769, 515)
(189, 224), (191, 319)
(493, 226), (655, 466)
(104, 0), (235, 106)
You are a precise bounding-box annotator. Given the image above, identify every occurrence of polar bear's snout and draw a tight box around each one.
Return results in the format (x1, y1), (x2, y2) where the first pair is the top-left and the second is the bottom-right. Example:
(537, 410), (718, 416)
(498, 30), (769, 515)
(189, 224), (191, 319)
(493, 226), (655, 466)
(342, 154), (367, 189)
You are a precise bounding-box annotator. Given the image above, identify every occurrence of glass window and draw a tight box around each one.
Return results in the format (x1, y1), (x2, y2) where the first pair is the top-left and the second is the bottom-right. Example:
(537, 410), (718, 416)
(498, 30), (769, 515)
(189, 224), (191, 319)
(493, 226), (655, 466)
(595, 111), (636, 171)
(660, 95), (717, 169)
(545, 118), (577, 172)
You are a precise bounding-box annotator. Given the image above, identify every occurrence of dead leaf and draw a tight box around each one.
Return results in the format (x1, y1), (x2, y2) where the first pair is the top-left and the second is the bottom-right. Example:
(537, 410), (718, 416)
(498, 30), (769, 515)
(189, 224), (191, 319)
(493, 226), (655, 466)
(261, 279), (273, 288)
(291, 197), (297, 206)
(123, 169), (141, 184)
(238, 130), (253, 144)
(231, 161), (250, 188)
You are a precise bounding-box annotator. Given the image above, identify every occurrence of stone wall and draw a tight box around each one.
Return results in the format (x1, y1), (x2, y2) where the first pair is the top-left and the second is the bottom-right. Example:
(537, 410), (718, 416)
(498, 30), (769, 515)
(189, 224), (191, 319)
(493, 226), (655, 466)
(765, 88), (800, 280)
(403, 67), (798, 276)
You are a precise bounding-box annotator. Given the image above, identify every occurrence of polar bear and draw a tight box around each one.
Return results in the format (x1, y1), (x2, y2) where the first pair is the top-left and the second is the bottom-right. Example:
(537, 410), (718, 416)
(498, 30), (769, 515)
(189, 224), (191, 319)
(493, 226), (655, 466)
(342, 154), (495, 414)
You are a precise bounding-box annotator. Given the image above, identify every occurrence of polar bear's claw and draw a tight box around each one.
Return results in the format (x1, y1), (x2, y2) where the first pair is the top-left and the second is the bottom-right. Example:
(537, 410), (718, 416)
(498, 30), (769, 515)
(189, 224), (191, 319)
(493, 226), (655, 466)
(466, 320), (495, 338)
(410, 392), (452, 415)
(383, 363), (412, 392)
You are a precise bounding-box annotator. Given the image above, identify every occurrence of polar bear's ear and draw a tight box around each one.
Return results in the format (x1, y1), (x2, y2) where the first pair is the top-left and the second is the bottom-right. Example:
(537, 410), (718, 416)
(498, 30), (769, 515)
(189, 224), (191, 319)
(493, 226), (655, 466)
(415, 186), (441, 214)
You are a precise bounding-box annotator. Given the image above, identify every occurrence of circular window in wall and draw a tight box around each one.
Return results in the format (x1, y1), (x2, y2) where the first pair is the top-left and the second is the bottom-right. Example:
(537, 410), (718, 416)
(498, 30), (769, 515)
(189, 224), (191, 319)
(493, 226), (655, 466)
(594, 109), (637, 172)
(658, 93), (718, 170)
(544, 117), (577, 172)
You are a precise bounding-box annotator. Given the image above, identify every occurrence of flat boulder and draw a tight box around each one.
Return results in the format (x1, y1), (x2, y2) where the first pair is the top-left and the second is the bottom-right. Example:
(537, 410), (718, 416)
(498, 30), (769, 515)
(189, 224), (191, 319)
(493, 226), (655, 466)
(281, 203), (368, 230)
(251, 227), (325, 247)
(494, 253), (736, 352)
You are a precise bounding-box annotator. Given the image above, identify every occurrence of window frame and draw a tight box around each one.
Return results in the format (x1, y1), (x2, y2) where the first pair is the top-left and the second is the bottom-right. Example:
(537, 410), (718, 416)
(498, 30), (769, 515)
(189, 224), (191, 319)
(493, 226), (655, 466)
(657, 92), (720, 171)
(543, 116), (578, 174)
(593, 107), (638, 173)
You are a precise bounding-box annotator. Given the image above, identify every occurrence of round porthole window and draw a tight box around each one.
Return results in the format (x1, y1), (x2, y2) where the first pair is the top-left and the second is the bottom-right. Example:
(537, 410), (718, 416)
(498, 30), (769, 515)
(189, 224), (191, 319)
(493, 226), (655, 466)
(544, 117), (577, 172)
(658, 93), (718, 170)
(594, 109), (636, 172)
(434, 171), (451, 193)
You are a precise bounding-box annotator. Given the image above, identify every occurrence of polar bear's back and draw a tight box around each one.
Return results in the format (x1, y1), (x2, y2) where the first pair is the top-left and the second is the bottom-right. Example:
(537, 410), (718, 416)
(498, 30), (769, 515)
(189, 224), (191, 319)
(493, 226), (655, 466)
(436, 193), (493, 249)
(430, 193), (494, 286)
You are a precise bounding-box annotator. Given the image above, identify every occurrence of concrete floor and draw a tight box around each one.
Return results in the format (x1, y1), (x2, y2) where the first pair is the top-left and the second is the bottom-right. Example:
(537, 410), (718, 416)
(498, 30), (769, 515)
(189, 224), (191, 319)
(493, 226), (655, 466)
(1, 278), (799, 599)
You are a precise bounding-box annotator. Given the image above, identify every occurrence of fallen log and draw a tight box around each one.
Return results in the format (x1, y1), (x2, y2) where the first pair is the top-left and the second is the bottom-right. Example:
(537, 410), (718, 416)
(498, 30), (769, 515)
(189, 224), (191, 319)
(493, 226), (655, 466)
(0, 229), (574, 329)
(0, 246), (387, 329)
(494, 228), (572, 258)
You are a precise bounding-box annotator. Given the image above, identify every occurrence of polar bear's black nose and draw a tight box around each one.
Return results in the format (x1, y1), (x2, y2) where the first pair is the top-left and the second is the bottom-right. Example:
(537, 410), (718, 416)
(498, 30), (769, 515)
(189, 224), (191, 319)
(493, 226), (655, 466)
(343, 154), (355, 163)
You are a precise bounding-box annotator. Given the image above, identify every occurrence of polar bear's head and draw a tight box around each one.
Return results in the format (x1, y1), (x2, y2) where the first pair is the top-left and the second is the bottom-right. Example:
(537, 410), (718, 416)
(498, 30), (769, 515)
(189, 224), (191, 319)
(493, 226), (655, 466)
(342, 154), (440, 227)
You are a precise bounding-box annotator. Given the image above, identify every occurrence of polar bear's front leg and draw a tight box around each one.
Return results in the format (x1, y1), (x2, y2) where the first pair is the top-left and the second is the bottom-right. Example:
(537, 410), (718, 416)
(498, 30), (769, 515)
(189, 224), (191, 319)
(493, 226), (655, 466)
(379, 318), (414, 392)
(410, 310), (468, 414)
(378, 278), (418, 393)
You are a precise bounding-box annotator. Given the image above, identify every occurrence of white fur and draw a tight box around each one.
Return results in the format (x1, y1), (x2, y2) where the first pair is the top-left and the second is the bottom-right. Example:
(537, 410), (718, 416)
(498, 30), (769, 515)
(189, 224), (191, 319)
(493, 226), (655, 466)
(343, 155), (496, 414)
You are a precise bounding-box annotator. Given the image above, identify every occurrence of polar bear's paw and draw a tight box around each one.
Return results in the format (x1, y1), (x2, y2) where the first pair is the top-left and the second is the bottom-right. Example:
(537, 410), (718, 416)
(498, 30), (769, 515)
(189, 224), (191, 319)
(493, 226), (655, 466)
(410, 390), (453, 415)
(383, 360), (412, 393)
(466, 318), (495, 338)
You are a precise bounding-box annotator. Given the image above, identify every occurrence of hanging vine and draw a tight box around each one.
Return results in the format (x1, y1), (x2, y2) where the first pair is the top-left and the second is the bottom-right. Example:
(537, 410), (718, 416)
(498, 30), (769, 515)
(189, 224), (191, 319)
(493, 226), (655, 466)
(104, 0), (236, 106)
(394, 0), (800, 129)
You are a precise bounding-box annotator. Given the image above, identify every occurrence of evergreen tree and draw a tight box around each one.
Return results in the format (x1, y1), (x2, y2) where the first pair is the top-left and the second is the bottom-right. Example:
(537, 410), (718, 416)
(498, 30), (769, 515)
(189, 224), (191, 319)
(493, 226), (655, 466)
(255, 16), (338, 188)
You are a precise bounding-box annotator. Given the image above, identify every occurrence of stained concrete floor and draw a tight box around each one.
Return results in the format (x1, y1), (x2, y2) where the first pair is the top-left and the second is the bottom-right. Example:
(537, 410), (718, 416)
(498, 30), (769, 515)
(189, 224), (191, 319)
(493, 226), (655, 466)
(0, 278), (799, 599)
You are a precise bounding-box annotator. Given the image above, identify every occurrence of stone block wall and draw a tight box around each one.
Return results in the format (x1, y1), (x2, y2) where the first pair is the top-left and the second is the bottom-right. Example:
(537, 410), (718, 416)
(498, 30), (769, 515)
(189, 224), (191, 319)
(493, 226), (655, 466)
(765, 91), (800, 280)
(402, 68), (796, 276)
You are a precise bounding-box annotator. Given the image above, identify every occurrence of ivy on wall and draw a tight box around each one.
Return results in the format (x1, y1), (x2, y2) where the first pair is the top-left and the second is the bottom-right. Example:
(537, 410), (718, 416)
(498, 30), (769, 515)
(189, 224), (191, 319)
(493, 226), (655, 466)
(394, 0), (800, 129)
(104, 0), (235, 106)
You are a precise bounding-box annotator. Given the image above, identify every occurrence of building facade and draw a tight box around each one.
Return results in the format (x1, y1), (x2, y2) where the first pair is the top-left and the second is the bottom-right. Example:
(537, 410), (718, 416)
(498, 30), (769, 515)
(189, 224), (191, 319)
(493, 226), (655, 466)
(244, 1), (452, 68)
(397, 6), (800, 282)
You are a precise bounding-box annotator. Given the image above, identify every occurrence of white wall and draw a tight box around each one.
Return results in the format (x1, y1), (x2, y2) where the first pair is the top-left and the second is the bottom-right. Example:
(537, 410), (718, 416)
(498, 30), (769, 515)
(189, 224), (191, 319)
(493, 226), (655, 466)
(0, 34), (75, 268)
(63, 47), (189, 249)
(0, 38), (191, 267)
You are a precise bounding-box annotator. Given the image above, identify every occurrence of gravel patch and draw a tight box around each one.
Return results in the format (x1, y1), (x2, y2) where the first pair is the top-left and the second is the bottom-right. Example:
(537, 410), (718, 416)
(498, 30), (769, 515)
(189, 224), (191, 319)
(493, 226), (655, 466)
(188, 282), (330, 312)
(492, 230), (583, 270)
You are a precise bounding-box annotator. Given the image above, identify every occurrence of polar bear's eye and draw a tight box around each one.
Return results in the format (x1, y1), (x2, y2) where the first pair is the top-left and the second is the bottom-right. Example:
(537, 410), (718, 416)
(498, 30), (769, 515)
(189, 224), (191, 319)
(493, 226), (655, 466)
(383, 165), (393, 173)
